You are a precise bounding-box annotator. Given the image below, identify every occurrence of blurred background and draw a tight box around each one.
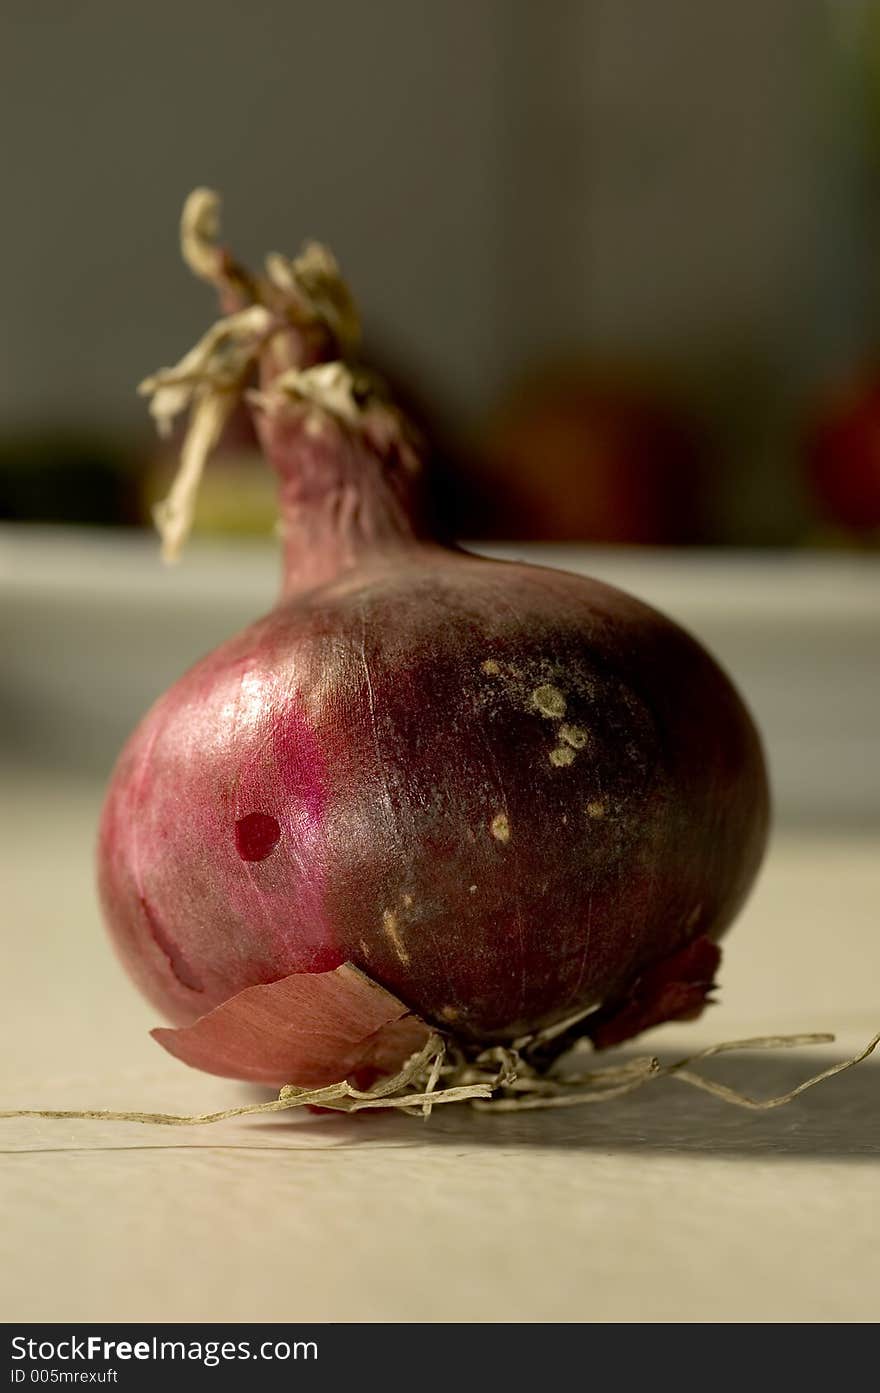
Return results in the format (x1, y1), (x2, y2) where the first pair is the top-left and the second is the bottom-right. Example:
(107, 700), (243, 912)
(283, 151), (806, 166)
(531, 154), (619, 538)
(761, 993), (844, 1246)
(4, 0), (880, 545)
(1, 0), (878, 822)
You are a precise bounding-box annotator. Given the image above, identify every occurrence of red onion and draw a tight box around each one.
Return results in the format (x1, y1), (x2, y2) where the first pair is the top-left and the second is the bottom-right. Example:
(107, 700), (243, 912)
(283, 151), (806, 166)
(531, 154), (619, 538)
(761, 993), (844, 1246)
(97, 192), (769, 1088)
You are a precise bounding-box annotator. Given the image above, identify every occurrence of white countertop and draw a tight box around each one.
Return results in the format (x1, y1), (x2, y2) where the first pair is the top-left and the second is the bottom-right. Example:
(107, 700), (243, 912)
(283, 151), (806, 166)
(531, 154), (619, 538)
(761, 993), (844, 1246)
(1, 770), (878, 1323)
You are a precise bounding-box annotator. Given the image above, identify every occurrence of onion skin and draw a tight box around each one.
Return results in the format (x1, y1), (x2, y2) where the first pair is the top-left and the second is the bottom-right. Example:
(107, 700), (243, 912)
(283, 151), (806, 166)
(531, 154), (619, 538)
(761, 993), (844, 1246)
(150, 965), (431, 1088)
(98, 196), (769, 1074)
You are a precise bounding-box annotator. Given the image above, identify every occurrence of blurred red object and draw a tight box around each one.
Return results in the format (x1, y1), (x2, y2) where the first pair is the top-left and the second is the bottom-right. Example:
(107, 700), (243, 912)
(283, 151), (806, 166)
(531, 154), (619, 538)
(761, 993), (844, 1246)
(476, 367), (708, 544)
(806, 371), (880, 535)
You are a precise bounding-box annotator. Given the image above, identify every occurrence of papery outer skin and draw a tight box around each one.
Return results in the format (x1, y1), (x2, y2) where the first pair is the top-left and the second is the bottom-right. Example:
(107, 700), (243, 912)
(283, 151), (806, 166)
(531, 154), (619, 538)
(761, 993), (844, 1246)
(98, 545), (769, 1044)
(151, 964), (431, 1087)
(586, 934), (722, 1049)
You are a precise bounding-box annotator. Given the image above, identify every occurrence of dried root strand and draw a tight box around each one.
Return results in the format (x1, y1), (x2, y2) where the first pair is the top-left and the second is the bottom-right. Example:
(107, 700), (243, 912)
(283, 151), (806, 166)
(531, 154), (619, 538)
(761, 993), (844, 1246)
(0, 1035), (492, 1128)
(140, 187), (363, 562)
(179, 189), (358, 346)
(2, 1030), (877, 1130)
(267, 241), (361, 350)
(150, 390), (234, 563)
(249, 362), (368, 428)
(140, 305), (275, 435)
(471, 1030), (880, 1113)
(180, 188), (239, 289)
(663, 1030), (880, 1110)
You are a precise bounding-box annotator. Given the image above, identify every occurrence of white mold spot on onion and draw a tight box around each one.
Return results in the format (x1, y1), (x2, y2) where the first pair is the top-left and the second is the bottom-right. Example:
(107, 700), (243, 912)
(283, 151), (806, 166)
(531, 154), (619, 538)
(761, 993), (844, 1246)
(559, 723), (589, 750)
(529, 682), (590, 767)
(469, 884), (477, 894)
(532, 684), (566, 719)
(402, 892), (414, 909)
(382, 908), (410, 964)
(482, 659), (501, 676)
(586, 799), (607, 819)
(490, 812), (511, 843)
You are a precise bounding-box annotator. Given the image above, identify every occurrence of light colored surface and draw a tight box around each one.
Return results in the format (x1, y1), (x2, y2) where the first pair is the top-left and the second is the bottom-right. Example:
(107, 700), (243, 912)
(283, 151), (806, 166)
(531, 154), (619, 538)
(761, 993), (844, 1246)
(1, 770), (878, 1323)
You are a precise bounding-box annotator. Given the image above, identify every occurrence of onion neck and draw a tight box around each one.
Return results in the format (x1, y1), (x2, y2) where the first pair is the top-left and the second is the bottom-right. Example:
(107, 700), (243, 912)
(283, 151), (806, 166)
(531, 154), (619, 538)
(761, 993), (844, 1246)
(254, 403), (428, 599)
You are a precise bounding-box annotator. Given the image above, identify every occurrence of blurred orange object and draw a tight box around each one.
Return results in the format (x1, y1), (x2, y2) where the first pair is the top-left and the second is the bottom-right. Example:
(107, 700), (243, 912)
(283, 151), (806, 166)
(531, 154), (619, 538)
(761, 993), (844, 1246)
(477, 366), (708, 544)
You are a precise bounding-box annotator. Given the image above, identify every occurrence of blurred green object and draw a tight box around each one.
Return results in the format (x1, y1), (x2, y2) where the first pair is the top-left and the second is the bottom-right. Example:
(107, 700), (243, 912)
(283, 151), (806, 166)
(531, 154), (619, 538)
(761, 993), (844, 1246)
(0, 431), (141, 527)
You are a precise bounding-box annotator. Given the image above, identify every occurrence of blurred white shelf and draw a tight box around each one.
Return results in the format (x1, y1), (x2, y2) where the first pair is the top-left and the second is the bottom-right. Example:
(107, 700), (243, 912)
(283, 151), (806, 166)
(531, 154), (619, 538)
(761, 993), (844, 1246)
(2, 525), (879, 825)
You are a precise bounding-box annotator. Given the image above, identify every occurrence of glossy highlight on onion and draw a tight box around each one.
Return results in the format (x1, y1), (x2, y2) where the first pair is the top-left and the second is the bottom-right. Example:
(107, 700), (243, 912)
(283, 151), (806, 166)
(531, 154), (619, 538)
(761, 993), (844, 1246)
(96, 191), (770, 1088)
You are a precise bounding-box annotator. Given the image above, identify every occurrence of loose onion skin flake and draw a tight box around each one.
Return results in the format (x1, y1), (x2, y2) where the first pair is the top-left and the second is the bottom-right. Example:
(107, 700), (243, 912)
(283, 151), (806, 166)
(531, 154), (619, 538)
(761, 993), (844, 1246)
(97, 192), (770, 1090)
